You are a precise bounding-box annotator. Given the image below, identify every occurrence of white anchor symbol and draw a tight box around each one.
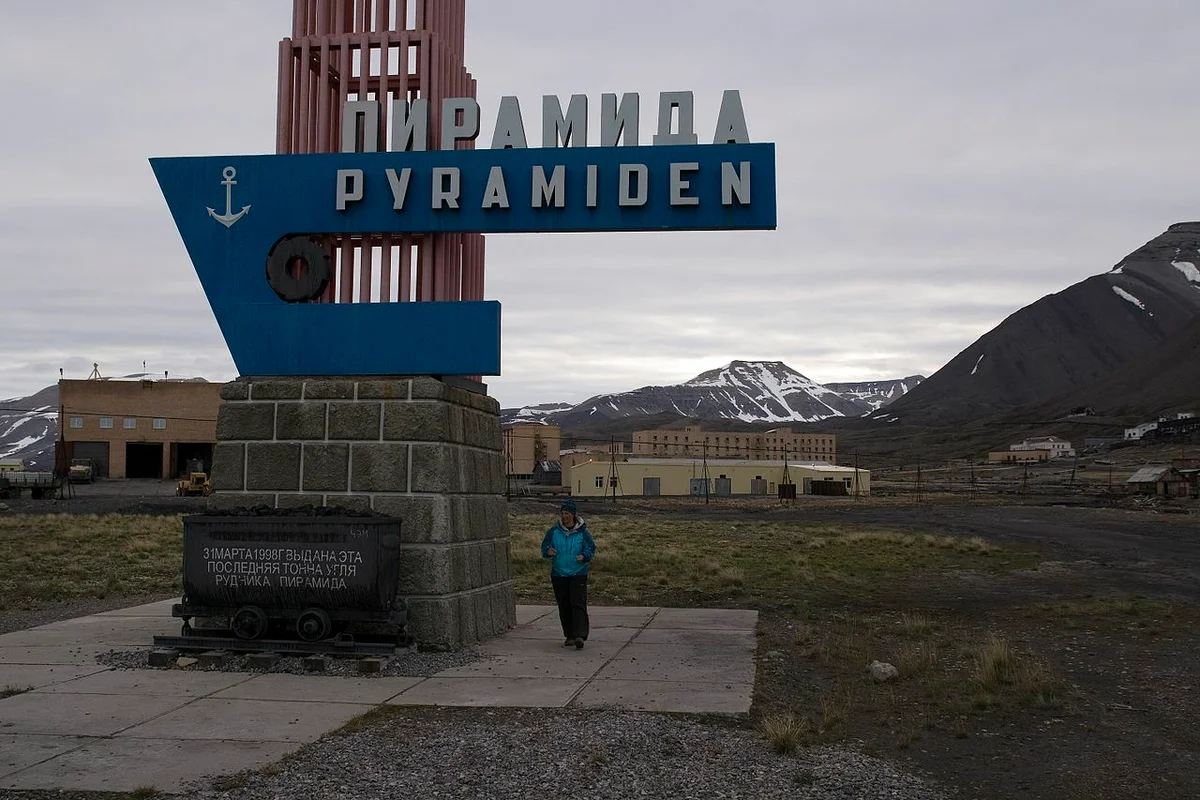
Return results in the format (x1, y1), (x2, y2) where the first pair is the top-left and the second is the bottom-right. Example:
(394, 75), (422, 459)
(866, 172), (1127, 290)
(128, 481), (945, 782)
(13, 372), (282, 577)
(207, 166), (251, 228)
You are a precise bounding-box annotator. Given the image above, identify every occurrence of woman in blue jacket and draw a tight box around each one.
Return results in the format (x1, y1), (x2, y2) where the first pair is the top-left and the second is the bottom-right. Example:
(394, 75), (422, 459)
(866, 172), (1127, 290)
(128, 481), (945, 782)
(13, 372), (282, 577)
(540, 499), (596, 649)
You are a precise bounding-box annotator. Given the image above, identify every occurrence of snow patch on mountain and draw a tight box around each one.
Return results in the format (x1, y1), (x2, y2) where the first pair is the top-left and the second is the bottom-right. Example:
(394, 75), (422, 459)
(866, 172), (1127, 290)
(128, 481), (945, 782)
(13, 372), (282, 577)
(1172, 260), (1200, 283)
(1113, 286), (1149, 312)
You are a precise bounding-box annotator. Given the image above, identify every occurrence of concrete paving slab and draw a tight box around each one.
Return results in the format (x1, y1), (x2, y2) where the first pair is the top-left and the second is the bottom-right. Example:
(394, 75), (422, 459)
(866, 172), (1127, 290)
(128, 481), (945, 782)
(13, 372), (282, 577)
(390, 677), (583, 708)
(0, 692), (191, 736)
(212, 673), (424, 704)
(35, 668), (253, 698)
(515, 605), (554, 625)
(571, 679), (754, 714)
(0, 616), (175, 648)
(440, 640), (624, 679)
(117, 698), (366, 743)
(0, 734), (93, 780)
(494, 624), (639, 643)
(0, 645), (116, 666)
(597, 646), (757, 685)
(2, 737), (300, 793)
(0, 664), (110, 691)
(95, 598), (179, 617)
(647, 608), (757, 630)
(631, 627), (758, 648)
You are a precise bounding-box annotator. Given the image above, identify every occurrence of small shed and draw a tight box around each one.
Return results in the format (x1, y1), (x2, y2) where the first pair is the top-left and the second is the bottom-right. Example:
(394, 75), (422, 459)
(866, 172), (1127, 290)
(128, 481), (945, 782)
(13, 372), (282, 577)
(533, 460), (563, 487)
(1126, 465), (1191, 497)
(0, 458), (24, 473)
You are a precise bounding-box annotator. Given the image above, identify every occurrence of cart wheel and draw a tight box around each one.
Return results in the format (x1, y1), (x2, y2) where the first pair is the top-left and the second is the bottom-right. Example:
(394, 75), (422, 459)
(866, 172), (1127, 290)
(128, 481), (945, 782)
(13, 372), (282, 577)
(181, 621), (193, 636)
(296, 608), (332, 642)
(231, 606), (269, 640)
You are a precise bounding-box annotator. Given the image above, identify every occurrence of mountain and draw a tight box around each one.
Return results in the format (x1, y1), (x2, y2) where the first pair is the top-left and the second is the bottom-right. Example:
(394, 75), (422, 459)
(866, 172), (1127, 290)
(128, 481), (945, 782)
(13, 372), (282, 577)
(0, 385), (58, 470)
(824, 376), (926, 411)
(1019, 312), (1200, 421)
(881, 222), (1200, 425)
(500, 403), (574, 426)
(528, 361), (924, 430)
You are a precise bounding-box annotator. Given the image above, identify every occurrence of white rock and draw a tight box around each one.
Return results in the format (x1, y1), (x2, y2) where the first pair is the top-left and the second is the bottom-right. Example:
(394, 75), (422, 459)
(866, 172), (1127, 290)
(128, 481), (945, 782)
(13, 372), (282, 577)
(869, 660), (899, 682)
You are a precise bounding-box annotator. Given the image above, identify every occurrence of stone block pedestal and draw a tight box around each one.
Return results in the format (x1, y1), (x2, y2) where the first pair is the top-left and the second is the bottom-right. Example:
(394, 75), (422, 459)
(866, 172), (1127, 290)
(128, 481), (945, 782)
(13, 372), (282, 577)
(209, 376), (516, 649)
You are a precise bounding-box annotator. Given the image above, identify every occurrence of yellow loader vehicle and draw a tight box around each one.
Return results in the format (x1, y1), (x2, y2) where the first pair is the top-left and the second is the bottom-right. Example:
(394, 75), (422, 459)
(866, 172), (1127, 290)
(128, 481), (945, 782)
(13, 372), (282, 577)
(176, 472), (212, 497)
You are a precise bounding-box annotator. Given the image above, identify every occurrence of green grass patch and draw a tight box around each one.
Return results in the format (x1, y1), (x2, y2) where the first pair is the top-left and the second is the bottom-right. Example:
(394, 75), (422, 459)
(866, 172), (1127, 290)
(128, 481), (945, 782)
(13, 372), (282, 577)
(0, 514), (182, 608)
(510, 514), (1039, 606)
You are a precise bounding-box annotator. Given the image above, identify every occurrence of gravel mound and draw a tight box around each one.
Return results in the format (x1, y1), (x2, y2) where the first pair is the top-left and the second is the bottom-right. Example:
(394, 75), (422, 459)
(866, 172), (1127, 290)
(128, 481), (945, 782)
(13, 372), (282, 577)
(96, 646), (493, 677)
(184, 708), (947, 799)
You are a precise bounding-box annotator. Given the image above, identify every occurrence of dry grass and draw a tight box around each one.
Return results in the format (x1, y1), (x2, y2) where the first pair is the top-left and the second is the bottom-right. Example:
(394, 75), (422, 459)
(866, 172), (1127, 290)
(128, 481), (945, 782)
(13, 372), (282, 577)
(760, 712), (811, 754)
(970, 634), (1065, 708)
(509, 514), (1037, 606)
(0, 684), (34, 699)
(896, 641), (939, 677)
(0, 514), (182, 608)
(585, 741), (611, 767)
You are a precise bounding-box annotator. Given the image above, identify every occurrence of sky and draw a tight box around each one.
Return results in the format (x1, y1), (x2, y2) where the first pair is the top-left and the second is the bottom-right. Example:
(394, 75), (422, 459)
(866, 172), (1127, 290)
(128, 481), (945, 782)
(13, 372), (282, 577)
(2, 0), (1199, 409)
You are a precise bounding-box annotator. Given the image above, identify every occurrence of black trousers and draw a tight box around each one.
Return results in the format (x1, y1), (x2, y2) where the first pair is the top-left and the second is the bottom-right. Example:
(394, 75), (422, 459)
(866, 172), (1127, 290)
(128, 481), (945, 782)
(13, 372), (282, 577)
(551, 575), (589, 641)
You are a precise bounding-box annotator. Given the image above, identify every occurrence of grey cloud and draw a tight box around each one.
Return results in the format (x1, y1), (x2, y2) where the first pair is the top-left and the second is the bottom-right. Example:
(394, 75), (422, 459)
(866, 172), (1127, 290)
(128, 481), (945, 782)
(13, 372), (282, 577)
(4, 1), (1199, 409)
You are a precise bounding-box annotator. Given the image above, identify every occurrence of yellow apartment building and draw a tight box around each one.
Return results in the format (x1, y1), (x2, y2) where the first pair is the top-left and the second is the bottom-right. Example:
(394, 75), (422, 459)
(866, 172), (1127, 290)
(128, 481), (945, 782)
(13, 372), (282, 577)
(570, 458), (869, 498)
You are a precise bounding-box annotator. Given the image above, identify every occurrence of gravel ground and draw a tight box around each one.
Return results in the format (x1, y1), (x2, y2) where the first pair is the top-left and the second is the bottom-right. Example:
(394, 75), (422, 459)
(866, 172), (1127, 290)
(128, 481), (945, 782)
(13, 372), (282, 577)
(96, 645), (493, 677)
(183, 707), (948, 799)
(0, 594), (175, 636)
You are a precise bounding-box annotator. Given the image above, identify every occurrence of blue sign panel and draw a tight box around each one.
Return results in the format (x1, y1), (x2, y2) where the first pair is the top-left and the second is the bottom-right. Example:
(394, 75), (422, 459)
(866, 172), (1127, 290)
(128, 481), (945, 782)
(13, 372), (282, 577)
(152, 143), (776, 377)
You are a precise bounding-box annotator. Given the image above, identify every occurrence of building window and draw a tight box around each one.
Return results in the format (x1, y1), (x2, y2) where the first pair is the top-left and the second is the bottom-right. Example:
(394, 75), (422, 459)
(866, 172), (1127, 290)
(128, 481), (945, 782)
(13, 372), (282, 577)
(594, 476), (603, 488)
(123, 418), (137, 429)
(69, 417), (83, 429)
(100, 417), (113, 429)
(153, 418), (166, 430)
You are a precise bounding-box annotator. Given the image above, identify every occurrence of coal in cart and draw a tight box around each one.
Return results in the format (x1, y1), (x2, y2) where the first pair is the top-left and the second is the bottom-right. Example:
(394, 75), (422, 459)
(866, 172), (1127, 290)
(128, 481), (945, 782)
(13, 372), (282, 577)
(165, 513), (408, 654)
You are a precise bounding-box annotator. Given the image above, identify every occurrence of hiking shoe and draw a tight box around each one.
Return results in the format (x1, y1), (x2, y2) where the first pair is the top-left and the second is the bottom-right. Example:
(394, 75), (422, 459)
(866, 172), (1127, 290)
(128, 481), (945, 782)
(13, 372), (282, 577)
(563, 638), (574, 647)
(574, 638), (584, 650)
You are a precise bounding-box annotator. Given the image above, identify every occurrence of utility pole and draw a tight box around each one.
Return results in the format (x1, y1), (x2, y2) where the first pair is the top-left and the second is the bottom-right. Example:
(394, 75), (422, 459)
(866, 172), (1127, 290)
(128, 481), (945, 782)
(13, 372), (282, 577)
(1022, 462), (1029, 498)
(702, 442), (710, 505)
(916, 455), (923, 504)
(607, 436), (618, 504)
(854, 451), (861, 501)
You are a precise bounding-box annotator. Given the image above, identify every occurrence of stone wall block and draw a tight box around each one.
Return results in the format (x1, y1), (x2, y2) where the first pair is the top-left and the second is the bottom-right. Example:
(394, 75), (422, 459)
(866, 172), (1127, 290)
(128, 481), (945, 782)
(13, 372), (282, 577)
(216, 404), (275, 441)
(250, 381), (303, 401)
(210, 443), (246, 491)
(220, 382), (250, 401)
(357, 380), (410, 400)
(302, 444), (349, 493)
(383, 403), (452, 442)
(409, 378), (450, 402)
(411, 444), (463, 493)
(325, 495), (373, 514)
(276, 402), (326, 441)
(329, 403), (382, 441)
(303, 381), (354, 400)
(372, 495), (453, 543)
(457, 595), (479, 645)
(397, 547), (454, 595)
(246, 443), (301, 491)
(405, 598), (460, 649)
(464, 411), (502, 451)
(350, 443), (409, 493)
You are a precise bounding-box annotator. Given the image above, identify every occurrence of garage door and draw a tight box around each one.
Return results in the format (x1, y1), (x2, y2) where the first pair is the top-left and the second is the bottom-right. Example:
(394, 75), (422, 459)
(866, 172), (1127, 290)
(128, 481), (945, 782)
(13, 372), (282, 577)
(642, 477), (661, 496)
(71, 442), (110, 478)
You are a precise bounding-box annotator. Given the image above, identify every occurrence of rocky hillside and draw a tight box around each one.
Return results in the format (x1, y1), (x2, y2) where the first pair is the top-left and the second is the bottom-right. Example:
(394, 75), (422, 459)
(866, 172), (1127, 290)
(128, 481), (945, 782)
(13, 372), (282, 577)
(824, 376), (926, 411)
(0, 385), (58, 470)
(511, 361), (923, 430)
(881, 222), (1200, 425)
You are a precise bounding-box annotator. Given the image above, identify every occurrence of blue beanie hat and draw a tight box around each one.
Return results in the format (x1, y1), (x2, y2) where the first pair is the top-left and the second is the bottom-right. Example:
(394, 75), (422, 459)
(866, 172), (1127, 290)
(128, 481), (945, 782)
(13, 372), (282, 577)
(561, 499), (577, 514)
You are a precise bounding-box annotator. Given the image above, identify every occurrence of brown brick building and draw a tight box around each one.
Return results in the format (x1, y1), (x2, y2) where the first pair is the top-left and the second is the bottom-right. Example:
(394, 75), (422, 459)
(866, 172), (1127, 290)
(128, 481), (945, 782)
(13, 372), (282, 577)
(59, 378), (224, 479)
(632, 425), (837, 462)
